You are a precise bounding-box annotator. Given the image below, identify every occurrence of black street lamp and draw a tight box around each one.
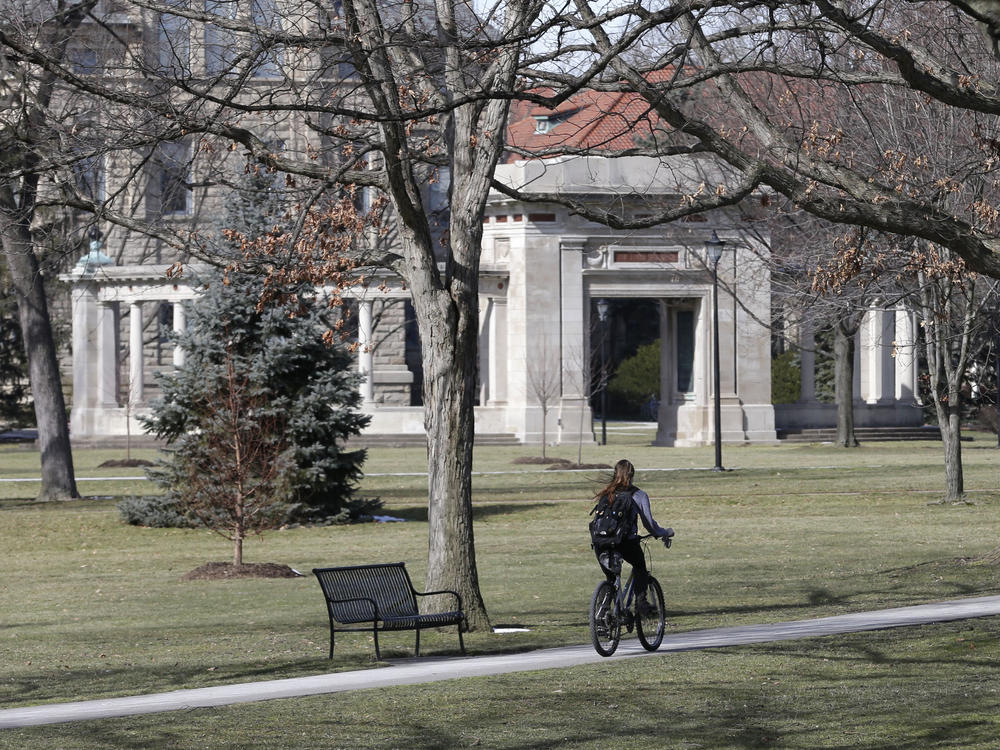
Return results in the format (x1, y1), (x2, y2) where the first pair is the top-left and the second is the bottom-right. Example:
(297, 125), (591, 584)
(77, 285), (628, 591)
(596, 298), (609, 446)
(706, 231), (726, 472)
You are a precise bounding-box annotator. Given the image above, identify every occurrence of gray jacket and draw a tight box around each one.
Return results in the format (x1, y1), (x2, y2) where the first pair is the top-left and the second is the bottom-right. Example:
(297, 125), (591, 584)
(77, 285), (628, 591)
(625, 487), (671, 540)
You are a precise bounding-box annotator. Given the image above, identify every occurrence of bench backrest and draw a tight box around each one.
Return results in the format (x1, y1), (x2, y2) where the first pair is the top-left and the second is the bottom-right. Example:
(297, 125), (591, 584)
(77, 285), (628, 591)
(314, 563), (418, 623)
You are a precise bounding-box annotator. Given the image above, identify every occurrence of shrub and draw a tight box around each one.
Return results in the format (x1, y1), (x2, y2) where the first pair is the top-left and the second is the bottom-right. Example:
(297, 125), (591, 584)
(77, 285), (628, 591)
(117, 494), (384, 528)
(608, 341), (660, 413)
(117, 496), (198, 528)
(772, 351), (801, 404)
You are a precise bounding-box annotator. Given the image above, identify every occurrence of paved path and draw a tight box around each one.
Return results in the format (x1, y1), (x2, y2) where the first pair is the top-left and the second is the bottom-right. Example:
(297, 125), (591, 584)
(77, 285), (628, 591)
(4, 594), (1000, 728)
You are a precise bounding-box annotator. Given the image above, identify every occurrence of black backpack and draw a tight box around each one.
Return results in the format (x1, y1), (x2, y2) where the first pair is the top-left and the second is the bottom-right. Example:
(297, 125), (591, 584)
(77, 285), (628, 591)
(589, 490), (633, 552)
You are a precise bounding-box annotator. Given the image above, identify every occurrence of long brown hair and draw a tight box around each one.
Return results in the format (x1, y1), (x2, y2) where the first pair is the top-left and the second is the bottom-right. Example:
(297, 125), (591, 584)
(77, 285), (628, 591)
(596, 459), (635, 502)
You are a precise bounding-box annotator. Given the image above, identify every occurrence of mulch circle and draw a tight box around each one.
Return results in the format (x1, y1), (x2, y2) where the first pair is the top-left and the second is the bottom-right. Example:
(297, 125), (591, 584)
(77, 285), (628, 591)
(512, 456), (571, 465)
(511, 456), (611, 471)
(181, 562), (303, 580)
(546, 462), (612, 471)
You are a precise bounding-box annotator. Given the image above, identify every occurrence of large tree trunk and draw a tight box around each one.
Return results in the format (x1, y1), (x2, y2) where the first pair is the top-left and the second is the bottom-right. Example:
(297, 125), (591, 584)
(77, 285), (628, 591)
(834, 320), (860, 448)
(1, 215), (78, 501)
(412, 254), (489, 631)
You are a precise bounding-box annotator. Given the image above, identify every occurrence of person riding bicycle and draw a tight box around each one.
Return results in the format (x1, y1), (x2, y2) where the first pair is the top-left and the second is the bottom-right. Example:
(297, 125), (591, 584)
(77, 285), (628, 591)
(593, 459), (674, 615)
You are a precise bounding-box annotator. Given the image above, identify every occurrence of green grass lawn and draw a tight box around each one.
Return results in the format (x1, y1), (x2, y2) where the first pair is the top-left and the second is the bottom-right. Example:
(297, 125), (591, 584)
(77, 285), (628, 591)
(1, 430), (999, 747)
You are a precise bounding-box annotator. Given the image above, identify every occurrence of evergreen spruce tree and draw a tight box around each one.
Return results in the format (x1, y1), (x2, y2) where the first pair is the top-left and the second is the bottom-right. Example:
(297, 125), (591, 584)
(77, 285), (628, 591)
(141, 269), (370, 534)
(136, 177), (370, 557)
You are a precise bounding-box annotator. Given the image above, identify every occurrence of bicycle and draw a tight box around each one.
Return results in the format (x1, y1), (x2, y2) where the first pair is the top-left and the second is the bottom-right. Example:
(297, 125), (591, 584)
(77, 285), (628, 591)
(589, 534), (670, 657)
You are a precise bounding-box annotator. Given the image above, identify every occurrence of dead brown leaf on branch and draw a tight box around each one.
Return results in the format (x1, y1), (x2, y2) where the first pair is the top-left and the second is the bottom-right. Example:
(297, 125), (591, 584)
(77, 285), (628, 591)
(219, 190), (386, 343)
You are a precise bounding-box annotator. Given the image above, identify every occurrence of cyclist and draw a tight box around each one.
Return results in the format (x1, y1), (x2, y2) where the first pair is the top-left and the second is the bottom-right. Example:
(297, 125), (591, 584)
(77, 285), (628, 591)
(594, 459), (674, 614)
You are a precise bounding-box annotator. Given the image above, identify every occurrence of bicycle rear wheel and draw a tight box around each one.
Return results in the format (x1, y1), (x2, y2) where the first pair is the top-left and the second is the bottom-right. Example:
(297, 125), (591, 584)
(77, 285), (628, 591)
(589, 581), (621, 656)
(637, 576), (666, 651)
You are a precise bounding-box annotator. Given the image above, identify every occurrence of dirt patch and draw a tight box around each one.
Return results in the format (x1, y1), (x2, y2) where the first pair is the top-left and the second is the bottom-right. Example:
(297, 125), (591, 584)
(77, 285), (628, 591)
(512, 456), (571, 465)
(546, 462), (613, 471)
(99, 458), (155, 468)
(181, 562), (303, 580)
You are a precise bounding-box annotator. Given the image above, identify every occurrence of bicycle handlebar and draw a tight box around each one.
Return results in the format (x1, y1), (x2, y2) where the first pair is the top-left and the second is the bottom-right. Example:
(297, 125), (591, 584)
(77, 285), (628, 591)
(638, 530), (675, 548)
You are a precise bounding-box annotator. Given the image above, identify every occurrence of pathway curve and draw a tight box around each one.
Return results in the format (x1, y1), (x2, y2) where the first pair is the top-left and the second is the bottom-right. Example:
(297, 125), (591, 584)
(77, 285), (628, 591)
(3, 594), (1000, 728)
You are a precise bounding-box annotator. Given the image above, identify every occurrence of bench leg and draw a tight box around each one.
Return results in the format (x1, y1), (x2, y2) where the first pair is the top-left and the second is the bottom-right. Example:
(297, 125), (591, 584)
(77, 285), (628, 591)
(373, 625), (381, 661)
(328, 624), (335, 659)
(457, 623), (465, 655)
(415, 629), (420, 657)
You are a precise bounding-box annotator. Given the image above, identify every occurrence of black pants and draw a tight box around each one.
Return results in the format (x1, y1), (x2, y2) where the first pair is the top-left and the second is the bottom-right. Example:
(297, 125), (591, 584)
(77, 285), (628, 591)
(599, 538), (649, 601)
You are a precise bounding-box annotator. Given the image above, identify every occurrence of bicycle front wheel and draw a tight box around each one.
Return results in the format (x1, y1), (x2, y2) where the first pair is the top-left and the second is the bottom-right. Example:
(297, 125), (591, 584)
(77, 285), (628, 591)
(637, 576), (666, 651)
(589, 581), (621, 657)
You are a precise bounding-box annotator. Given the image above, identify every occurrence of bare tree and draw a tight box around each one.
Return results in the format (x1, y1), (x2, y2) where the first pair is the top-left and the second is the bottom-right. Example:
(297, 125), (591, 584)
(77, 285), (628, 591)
(0, 0), (100, 501)
(525, 338), (560, 459)
(564, 332), (611, 465)
(174, 349), (294, 566)
(909, 245), (999, 501)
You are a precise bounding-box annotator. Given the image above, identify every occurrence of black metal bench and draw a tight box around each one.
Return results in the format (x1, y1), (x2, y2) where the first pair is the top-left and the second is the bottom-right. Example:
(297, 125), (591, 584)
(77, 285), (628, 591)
(312, 562), (466, 659)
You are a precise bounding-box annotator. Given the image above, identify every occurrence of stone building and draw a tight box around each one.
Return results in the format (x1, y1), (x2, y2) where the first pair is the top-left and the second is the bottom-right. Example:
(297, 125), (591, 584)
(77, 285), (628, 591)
(62, 146), (923, 444)
(56, 25), (922, 445)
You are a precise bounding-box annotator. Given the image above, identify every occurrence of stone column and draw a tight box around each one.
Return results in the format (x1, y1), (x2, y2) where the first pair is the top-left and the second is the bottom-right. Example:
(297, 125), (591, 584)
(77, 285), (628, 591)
(861, 308), (895, 404)
(718, 255), (737, 397)
(128, 302), (144, 406)
(488, 297), (508, 405)
(654, 300), (677, 445)
(693, 292), (710, 407)
(658, 301), (675, 407)
(478, 297), (492, 405)
(358, 299), (375, 405)
(70, 282), (96, 412)
(172, 301), (186, 368)
(97, 302), (119, 408)
(894, 306), (918, 404)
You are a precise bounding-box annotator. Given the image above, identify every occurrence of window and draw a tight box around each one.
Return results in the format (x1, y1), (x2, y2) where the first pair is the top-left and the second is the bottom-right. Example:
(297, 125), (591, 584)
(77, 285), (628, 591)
(152, 141), (191, 215)
(532, 109), (577, 134)
(70, 47), (100, 75)
(205, 0), (238, 75)
(249, 0), (280, 77)
(205, 0), (281, 78)
(158, 0), (191, 74)
(73, 153), (106, 202)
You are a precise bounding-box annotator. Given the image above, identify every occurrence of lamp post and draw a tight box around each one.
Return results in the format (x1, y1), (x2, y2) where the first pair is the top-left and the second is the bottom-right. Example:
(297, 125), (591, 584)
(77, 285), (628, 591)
(706, 231), (726, 472)
(596, 298), (609, 446)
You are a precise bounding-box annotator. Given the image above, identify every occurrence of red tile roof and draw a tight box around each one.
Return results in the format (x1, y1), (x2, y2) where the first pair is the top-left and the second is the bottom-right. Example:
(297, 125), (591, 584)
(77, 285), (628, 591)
(505, 69), (689, 161)
(505, 87), (666, 160)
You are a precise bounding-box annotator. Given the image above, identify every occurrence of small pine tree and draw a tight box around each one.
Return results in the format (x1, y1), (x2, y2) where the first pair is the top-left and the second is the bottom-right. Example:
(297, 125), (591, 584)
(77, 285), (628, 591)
(141, 269), (370, 560)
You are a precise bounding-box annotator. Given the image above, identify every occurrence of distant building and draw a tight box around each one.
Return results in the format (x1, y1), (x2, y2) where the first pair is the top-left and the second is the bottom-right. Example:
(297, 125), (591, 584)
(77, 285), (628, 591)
(59, 53), (921, 444)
